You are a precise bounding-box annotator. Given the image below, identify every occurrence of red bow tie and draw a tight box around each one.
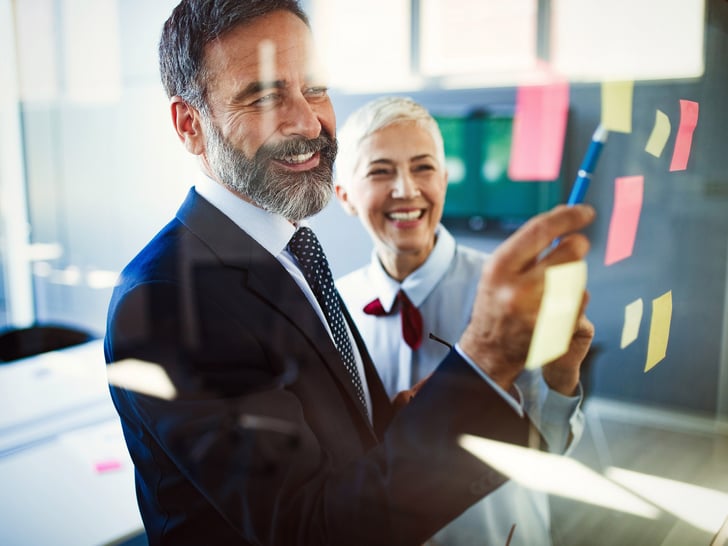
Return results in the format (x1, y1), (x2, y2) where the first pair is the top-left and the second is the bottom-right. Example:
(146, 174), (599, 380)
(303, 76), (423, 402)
(363, 290), (423, 350)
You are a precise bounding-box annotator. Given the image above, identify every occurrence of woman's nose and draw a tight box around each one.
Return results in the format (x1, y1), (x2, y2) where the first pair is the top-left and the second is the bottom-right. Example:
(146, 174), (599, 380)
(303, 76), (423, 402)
(391, 172), (420, 198)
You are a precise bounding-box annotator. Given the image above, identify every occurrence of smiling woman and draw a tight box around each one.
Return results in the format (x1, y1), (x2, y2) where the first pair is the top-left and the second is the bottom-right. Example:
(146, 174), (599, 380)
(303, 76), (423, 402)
(334, 96), (589, 546)
(336, 116), (447, 280)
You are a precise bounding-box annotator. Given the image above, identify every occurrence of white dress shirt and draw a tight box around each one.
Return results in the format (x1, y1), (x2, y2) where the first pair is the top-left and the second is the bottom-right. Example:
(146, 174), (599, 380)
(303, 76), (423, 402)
(337, 225), (584, 546)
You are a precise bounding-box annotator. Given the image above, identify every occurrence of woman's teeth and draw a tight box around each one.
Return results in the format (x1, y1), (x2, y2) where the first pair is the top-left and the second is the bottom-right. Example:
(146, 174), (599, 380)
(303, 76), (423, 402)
(388, 210), (422, 221)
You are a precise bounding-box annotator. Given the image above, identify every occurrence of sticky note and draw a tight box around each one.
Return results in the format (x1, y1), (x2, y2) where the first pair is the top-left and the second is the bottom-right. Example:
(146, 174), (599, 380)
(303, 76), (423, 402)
(94, 459), (123, 473)
(645, 291), (673, 372)
(620, 298), (643, 348)
(669, 99), (699, 171)
(605, 175), (644, 266)
(508, 80), (570, 181)
(645, 110), (671, 158)
(526, 260), (587, 369)
(601, 81), (634, 133)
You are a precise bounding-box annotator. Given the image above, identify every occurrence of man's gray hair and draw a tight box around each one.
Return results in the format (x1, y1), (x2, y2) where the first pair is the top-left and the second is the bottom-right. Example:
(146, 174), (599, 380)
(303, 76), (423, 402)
(159, 0), (308, 111)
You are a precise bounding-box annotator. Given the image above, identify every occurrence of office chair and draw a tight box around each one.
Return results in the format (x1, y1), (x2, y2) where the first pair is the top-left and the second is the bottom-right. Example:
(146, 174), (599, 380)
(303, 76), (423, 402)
(0, 323), (97, 362)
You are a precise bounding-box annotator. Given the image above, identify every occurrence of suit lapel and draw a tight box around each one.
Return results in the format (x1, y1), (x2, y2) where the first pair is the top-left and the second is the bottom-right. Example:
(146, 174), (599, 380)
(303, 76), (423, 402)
(247, 258), (375, 425)
(340, 298), (394, 438)
(175, 189), (376, 430)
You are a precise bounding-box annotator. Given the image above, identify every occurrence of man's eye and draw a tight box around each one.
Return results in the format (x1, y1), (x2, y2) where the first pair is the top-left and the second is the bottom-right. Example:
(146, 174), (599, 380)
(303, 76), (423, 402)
(305, 86), (328, 98)
(367, 168), (392, 177)
(251, 93), (280, 106)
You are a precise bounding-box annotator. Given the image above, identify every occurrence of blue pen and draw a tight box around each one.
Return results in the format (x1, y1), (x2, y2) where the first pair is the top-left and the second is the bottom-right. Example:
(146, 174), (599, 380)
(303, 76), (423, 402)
(548, 124), (608, 252)
(566, 124), (608, 205)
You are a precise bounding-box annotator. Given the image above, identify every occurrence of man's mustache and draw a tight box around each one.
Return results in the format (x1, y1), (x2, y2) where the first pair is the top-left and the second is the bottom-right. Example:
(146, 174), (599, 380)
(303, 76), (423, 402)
(254, 130), (338, 164)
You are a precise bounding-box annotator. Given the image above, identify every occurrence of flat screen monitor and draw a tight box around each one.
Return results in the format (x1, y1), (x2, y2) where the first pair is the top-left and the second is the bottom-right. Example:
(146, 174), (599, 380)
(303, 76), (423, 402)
(434, 108), (565, 231)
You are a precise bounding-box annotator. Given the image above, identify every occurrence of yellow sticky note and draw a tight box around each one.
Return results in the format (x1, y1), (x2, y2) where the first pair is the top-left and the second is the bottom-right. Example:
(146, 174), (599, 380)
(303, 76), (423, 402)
(526, 261), (587, 369)
(644, 291), (673, 372)
(601, 81), (634, 133)
(620, 298), (643, 348)
(645, 110), (671, 158)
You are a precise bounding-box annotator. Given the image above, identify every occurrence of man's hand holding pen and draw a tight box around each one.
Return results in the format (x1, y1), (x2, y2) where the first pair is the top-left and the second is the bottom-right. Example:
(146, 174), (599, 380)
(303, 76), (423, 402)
(458, 204), (596, 392)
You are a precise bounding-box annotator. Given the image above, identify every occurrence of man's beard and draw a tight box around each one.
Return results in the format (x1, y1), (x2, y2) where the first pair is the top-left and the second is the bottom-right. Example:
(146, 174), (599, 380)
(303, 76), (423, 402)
(202, 117), (337, 222)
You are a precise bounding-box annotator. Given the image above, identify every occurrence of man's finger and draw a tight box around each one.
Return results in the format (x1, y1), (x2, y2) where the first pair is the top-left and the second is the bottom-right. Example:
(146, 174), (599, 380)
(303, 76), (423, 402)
(491, 205), (595, 275)
(540, 233), (591, 268)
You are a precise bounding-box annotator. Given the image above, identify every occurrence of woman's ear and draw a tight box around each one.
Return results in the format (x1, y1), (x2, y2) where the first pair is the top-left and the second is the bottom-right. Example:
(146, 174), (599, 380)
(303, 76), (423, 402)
(334, 184), (358, 216)
(171, 96), (205, 155)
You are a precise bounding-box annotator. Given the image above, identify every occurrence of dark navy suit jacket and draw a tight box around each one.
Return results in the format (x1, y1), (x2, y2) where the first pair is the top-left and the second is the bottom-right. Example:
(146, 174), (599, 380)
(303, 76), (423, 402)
(104, 188), (529, 545)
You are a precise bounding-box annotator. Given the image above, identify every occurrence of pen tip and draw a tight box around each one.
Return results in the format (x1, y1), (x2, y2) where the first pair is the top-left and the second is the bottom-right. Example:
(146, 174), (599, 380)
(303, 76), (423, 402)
(594, 124), (609, 143)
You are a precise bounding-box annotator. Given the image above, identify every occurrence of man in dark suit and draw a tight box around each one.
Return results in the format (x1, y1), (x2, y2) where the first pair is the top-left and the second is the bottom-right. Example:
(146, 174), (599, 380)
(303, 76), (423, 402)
(104, 1), (596, 544)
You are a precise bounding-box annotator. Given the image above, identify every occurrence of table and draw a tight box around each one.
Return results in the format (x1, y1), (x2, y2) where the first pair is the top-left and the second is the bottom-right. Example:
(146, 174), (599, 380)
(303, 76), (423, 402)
(0, 340), (145, 546)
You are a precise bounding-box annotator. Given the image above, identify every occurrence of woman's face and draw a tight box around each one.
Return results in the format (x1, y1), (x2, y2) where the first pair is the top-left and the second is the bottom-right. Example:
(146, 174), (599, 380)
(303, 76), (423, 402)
(336, 121), (447, 277)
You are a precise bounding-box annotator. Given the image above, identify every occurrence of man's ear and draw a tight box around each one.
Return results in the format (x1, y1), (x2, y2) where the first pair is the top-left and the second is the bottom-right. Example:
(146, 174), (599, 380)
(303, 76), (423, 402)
(334, 183), (358, 216)
(171, 96), (206, 155)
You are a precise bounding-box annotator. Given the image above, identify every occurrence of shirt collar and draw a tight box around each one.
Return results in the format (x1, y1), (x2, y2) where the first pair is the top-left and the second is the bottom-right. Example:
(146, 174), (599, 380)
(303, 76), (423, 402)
(366, 225), (456, 311)
(195, 176), (296, 257)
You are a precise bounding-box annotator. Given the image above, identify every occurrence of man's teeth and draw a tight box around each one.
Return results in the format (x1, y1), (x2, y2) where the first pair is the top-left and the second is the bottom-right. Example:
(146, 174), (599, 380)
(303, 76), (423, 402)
(388, 210), (422, 221)
(280, 152), (315, 164)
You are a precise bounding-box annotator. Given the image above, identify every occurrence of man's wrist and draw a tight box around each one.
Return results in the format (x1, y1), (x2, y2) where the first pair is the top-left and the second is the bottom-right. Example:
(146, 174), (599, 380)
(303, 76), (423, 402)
(457, 334), (521, 392)
(542, 368), (580, 396)
(454, 343), (524, 417)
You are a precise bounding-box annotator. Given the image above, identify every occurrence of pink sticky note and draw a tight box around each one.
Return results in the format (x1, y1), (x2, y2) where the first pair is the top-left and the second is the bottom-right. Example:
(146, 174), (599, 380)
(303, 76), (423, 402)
(605, 175), (644, 266)
(94, 459), (123, 473)
(669, 100), (699, 171)
(508, 80), (570, 181)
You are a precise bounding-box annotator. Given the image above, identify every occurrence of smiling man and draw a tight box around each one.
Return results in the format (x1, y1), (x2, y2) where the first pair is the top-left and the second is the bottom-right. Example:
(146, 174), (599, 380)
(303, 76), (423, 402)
(104, 1), (596, 545)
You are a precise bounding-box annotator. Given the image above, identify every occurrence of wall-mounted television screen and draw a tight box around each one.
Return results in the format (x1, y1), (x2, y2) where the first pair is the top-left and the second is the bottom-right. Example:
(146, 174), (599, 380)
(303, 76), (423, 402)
(434, 108), (565, 231)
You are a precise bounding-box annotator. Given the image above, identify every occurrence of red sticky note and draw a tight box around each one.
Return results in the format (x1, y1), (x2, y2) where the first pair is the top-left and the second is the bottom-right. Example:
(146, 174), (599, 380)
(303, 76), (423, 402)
(669, 99), (699, 171)
(605, 175), (644, 266)
(508, 80), (570, 181)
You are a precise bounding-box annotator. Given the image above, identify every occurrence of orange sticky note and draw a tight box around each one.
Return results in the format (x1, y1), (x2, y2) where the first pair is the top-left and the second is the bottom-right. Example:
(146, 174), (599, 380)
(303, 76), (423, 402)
(601, 81), (634, 133)
(605, 175), (644, 266)
(526, 260), (587, 369)
(669, 99), (699, 171)
(645, 110), (671, 158)
(508, 81), (570, 181)
(645, 291), (672, 372)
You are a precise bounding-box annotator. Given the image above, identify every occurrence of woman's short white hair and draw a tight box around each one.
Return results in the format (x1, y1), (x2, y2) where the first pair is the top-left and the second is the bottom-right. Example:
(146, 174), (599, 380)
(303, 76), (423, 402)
(335, 96), (445, 186)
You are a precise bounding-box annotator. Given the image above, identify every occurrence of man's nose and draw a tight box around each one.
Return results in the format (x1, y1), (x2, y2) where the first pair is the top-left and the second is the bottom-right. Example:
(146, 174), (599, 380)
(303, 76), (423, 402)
(279, 92), (322, 140)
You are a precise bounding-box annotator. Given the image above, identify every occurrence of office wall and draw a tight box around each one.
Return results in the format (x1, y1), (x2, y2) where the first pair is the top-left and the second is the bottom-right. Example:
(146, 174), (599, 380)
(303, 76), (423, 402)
(553, 2), (728, 418)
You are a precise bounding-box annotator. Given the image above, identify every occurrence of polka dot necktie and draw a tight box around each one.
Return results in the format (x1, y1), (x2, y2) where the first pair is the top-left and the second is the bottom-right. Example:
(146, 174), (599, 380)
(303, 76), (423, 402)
(288, 227), (367, 413)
